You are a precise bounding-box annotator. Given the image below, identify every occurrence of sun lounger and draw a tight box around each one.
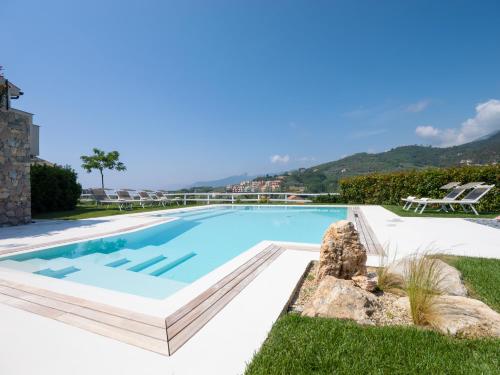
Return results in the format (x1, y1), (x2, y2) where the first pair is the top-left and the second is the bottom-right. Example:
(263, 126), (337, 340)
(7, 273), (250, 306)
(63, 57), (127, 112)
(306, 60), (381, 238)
(402, 182), (483, 211)
(137, 191), (157, 207)
(155, 191), (180, 206)
(116, 189), (140, 208)
(92, 188), (132, 211)
(415, 184), (494, 215)
(401, 182), (463, 210)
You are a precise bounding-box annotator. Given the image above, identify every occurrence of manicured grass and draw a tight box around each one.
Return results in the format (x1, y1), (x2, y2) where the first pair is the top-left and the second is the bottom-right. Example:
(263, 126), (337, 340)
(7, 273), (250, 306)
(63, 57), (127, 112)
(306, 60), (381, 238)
(33, 203), (201, 220)
(384, 204), (498, 218)
(245, 314), (500, 375)
(438, 255), (500, 312)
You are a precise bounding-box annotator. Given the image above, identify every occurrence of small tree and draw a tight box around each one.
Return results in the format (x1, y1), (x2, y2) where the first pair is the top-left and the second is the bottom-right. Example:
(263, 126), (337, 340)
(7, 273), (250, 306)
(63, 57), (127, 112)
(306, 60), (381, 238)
(80, 148), (126, 189)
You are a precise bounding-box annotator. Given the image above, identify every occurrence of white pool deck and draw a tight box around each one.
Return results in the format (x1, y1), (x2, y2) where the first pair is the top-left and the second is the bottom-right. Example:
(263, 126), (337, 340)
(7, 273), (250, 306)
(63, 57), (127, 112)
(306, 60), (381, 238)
(0, 205), (499, 375)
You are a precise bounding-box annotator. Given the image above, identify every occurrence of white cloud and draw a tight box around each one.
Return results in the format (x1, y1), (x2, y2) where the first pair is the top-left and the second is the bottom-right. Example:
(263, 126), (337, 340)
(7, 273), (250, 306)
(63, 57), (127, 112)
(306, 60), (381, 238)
(270, 154), (290, 164)
(415, 99), (500, 146)
(415, 125), (440, 138)
(406, 99), (430, 113)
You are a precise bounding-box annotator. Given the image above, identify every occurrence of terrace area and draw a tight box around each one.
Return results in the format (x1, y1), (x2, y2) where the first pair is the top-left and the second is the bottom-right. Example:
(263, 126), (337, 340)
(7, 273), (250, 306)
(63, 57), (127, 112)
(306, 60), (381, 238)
(0, 203), (498, 375)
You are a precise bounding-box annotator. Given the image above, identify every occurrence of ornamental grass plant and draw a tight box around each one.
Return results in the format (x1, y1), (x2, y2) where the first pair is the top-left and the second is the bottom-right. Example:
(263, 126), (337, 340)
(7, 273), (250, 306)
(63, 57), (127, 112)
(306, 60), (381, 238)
(403, 253), (445, 326)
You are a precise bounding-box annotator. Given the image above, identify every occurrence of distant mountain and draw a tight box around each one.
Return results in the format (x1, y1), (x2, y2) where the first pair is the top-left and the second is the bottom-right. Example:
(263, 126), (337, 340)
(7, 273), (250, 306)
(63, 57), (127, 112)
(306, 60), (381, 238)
(188, 173), (256, 188)
(281, 131), (500, 192)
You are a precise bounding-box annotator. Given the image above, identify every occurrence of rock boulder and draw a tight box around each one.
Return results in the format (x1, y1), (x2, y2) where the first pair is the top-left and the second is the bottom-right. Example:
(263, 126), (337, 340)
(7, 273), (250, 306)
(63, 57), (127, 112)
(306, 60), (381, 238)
(302, 276), (379, 324)
(395, 296), (500, 338)
(317, 220), (367, 281)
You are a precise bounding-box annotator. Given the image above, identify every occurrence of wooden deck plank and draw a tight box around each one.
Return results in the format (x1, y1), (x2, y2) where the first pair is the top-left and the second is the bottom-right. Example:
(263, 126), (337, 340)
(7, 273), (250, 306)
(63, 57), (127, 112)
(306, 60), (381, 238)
(56, 314), (169, 355)
(167, 247), (285, 354)
(1, 295), (66, 319)
(352, 207), (383, 255)
(0, 279), (165, 328)
(167, 246), (280, 338)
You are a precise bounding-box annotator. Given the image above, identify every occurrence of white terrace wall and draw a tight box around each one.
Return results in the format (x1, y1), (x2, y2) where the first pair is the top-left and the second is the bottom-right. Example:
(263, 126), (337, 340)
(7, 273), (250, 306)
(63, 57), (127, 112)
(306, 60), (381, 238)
(0, 108), (32, 226)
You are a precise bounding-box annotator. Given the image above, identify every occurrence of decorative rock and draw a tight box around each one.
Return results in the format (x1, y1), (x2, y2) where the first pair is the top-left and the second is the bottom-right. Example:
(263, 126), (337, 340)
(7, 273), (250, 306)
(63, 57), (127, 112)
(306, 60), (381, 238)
(302, 276), (379, 324)
(387, 258), (467, 296)
(352, 274), (378, 292)
(317, 220), (367, 281)
(395, 296), (500, 338)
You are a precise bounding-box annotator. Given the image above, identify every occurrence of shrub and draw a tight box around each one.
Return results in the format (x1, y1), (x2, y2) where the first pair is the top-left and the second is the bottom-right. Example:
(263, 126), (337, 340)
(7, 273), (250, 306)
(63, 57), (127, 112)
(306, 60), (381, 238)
(259, 196), (270, 204)
(339, 165), (499, 212)
(312, 193), (345, 204)
(31, 165), (82, 214)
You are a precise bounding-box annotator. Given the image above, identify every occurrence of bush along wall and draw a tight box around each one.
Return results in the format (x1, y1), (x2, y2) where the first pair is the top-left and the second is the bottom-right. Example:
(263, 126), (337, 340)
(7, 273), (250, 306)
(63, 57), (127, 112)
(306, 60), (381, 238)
(31, 165), (82, 214)
(339, 165), (500, 212)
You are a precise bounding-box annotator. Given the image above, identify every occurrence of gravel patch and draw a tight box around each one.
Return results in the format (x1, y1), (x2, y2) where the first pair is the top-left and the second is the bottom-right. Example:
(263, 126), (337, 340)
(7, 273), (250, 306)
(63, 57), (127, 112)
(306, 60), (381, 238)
(289, 261), (412, 326)
(465, 218), (500, 230)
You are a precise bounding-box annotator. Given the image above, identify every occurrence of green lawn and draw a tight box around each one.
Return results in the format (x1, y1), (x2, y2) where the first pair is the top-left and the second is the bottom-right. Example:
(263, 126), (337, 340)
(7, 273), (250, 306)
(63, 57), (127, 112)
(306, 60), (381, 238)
(439, 256), (500, 312)
(246, 315), (499, 375)
(33, 203), (201, 220)
(246, 256), (500, 374)
(384, 204), (498, 218)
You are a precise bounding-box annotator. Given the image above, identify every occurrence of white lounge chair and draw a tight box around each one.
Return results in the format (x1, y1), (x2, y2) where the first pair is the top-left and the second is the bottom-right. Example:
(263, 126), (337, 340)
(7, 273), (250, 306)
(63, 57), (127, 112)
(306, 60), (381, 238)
(415, 184), (494, 215)
(137, 191), (157, 207)
(402, 185), (464, 211)
(92, 188), (132, 211)
(116, 190), (142, 210)
(401, 182), (463, 210)
(156, 191), (181, 206)
(403, 182), (483, 211)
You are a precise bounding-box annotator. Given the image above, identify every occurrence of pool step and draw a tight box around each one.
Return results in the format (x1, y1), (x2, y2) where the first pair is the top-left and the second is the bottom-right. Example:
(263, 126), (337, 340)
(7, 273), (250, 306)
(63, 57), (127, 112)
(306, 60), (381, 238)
(127, 255), (167, 272)
(65, 264), (188, 299)
(34, 266), (80, 279)
(105, 258), (131, 268)
(150, 252), (197, 277)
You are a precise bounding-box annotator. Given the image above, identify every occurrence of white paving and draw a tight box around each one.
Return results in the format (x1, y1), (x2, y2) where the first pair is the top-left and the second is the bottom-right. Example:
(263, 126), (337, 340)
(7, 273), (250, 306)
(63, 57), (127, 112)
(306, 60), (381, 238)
(361, 206), (500, 260)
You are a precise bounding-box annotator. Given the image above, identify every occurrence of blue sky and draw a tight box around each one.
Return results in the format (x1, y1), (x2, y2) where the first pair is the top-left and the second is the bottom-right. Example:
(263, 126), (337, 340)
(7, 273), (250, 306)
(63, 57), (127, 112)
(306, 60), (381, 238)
(3, 0), (500, 189)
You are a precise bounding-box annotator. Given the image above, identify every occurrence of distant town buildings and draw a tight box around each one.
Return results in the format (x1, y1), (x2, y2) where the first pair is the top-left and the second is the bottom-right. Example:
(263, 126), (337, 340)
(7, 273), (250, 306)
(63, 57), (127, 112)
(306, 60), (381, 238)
(226, 178), (284, 193)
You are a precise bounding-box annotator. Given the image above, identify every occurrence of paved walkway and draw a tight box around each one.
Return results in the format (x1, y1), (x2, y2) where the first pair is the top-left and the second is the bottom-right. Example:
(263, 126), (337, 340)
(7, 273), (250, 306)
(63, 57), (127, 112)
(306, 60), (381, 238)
(362, 206), (500, 260)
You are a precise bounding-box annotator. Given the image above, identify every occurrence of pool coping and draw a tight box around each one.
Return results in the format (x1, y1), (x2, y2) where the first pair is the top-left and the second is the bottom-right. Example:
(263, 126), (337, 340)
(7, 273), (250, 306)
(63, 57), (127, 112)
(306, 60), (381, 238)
(0, 205), (383, 355)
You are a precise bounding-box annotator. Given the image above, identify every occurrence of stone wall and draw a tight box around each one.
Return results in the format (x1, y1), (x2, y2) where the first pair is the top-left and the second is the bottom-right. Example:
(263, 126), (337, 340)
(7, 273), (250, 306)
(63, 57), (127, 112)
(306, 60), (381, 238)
(0, 109), (32, 226)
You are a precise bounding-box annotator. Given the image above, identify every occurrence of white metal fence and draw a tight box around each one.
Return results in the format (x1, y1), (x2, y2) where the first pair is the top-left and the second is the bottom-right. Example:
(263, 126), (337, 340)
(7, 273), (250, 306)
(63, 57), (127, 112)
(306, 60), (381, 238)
(160, 192), (339, 205)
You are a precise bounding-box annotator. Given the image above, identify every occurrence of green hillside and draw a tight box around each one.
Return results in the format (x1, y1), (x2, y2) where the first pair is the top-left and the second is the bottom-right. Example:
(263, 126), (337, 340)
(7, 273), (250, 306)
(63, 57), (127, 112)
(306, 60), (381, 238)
(281, 131), (500, 192)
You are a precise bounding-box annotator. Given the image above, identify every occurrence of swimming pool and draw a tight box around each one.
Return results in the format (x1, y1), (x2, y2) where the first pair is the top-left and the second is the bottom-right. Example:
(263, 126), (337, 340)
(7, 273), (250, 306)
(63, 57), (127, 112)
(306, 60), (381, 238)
(0, 206), (347, 299)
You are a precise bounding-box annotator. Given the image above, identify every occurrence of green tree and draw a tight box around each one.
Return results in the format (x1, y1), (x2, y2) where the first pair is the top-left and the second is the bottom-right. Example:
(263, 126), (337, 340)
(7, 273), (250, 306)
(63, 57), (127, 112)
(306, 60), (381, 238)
(80, 148), (126, 189)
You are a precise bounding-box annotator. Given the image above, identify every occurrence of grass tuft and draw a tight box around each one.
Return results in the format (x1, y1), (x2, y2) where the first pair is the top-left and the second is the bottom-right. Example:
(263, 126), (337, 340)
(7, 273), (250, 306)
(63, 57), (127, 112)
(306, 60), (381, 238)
(403, 254), (444, 326)
(376, 248), (405, 295)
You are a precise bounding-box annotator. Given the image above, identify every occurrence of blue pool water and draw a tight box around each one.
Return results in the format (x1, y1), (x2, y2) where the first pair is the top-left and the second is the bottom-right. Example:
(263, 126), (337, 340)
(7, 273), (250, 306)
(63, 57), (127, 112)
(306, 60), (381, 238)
(0, 206), (347, 299)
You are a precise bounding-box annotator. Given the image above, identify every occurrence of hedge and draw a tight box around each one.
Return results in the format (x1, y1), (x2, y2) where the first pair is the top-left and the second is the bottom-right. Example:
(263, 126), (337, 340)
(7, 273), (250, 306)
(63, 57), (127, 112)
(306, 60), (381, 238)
(31, 165), (82, 214)
(339, 165), (500, 212)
